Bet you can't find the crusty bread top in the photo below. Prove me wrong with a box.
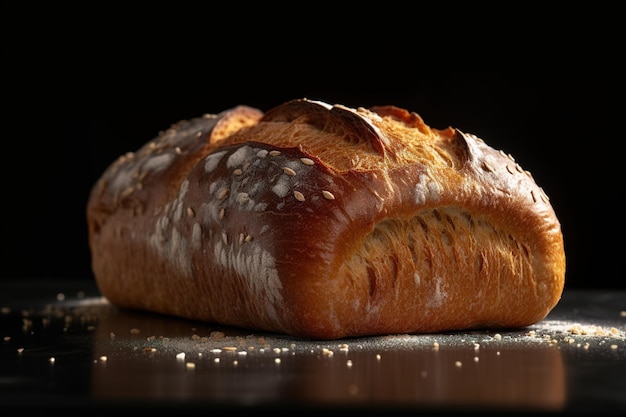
[87,98,566,339]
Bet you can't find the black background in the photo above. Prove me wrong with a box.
[4,6,624,290]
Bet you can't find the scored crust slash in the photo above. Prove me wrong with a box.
[86,98,566,340]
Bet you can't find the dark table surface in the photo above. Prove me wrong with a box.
[1,278,625,415]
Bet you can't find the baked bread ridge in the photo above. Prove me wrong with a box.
[87,98,566,340]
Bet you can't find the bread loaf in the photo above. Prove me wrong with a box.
[87,98,566,340]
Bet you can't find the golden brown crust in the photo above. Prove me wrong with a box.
[87,98,566,339]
